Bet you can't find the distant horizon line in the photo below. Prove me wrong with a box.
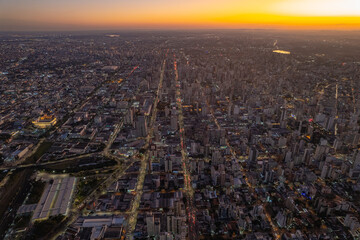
[1,28,360,33]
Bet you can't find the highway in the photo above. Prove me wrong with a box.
[126,57,166,239]
[0,153,98,172]
[173,53,197,240]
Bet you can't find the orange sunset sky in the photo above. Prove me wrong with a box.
[0,0,360,31]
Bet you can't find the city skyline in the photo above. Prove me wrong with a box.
[1,0,360,31]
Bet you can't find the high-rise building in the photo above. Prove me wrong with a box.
[136,115,148,137]
[248,147,258,166]
[170,108,178,131]
[146,214,155,236]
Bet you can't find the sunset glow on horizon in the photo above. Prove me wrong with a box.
[1,0,360,31]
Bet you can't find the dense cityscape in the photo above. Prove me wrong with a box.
[0,30,360,240]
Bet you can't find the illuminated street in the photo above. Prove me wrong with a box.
[173,53,197,240]
[126,58,167,239]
